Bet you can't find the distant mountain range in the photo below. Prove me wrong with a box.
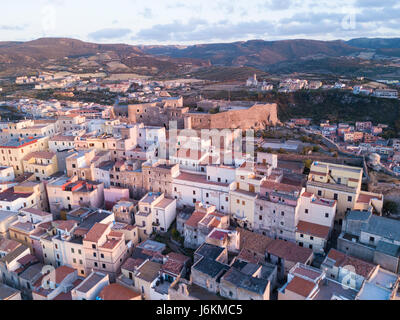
[1,37,400,79]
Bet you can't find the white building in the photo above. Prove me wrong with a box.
[172,172,234,214]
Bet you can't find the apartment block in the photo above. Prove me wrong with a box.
[306,161,383,223]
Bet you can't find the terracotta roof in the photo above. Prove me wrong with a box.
[185,211,205,228]
[296,221,330,239]
[0,239,21,254]
[236,248,262,264]
[301,192,314,198]
[292,265,322,281]
[23,151,56,161]
[84,223,109,243]
[166,252,190,264]
[53,220,77,232]
[100,239,120,250]
[357,193,383,204]
[99,283,141,300]
[155,198,175,209]
[55,266,75,284]
[21,208,52,217]
[238,228,274,256]
[286,276,316,298]
[161,259,184,277]
[121,258,145,272]
[266,239,313,264]
[326,249,377,278]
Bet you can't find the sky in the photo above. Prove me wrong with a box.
[1,0,399,45]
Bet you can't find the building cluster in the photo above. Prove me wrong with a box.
[353,86,399,99]
[0,89,399,301]
[278,79,322,92]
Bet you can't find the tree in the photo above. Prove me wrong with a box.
[383,200,398,215]
[303,159,313,169]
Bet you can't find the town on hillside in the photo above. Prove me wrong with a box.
[0,70,399,302]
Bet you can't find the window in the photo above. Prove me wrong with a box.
[102,264,106,269]
[259,215,262,221]
[281,212,285,216]
[94,262,98,267]
[334,193,338,200]
[348,196,352,202]
[300,234,304,238]
[92,244,96,249]
[318,190,322,196]
[305,209,309,214]
[310,236,314,241]
[71,248,75,254]
[93,252,97,257]
[369,236,375,243]
[101,254,104,259]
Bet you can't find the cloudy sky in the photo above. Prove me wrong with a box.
[1,0,399,44]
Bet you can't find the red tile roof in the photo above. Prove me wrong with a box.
[238,228,274,256]
[99,283,141,300]
[296,221,330,239]
[286,276,316,298]
[185,211,205,228]
[326,249,377,278]
[266,239,313,264]
[84,223,109,243]
[55,266,76,284]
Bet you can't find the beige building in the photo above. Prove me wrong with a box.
[110,160,144,198]
[0,136,49,176]
[83,223,131,282]
[22,151,59,181]
[306,161,383,224]
[230,163,266,230]
[66,149,111,182]
[142,161,180,196]
[135,192,177,241]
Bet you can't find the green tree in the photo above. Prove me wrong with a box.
[383,200,398,215]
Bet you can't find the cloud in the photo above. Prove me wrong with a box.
[88,28,132,41]
[354,0,398,8]
[142,8,153,19]
[132,19,275,42]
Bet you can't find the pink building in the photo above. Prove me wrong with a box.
[104,187,130,209]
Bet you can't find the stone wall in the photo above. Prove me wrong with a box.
[185,103,279,130]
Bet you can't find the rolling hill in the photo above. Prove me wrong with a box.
[1,37,400,79]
